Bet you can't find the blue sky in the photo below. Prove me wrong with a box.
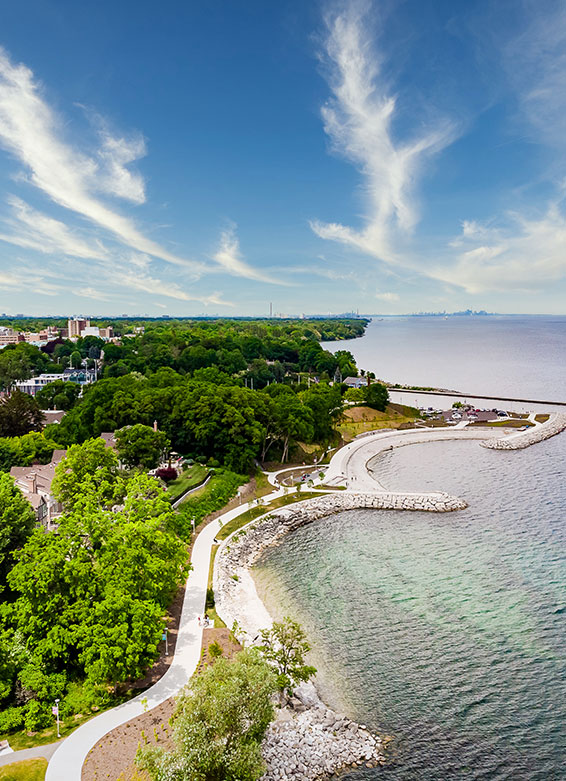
[0,0,565,316]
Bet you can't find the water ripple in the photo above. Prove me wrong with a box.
[254,434,566,780]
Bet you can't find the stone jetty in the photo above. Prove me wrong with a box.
[215,492,467,631]
[482,413,566,450]
[214,491,467,780]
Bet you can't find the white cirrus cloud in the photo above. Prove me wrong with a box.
[212,224,282,284]
[434,199,566,293]
[110,266,235,307]
[501,0,566,150]
[375,291,399,301]
[76,286,111,301]
[96,125,147,204]
[0,267,62,296]
[0,196,107,259]
[0,48,205,274]
[310,1,455,265]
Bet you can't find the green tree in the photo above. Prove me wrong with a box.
[301,384,342,441]
[115,424,170,470]
[36,379,81,411]
[137,649,277,781]
[363,382,389,411]
[52,437,124,511]
[0,349,31,392]
[70,351,82,369]
[0,438,23,472]
[0,391,44,437]
[7,472,188,694]
[259,617,316,701]
[0,473,35,590]
[271,394,314,462]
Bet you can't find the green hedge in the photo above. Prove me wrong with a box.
[174,468,247,539]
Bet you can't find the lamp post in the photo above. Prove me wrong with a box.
[54,699,60,738]
[162,627,168,656]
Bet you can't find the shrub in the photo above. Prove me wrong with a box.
[208,641,223,659]
[174,469,246,539]
[0,706,25,733]
[155,467,178,483]
[24,699,52,732]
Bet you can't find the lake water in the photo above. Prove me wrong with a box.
[321,315,566,402]
[254,434,566,780]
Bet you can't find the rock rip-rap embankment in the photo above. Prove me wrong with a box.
[481,413,566,450]
[262,704,387,780]
[214,491,466,780]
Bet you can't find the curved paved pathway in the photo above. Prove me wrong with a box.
[324,426,501,491]
[0,741,62,768]
[46,424,524,779]
[47,487,294,781]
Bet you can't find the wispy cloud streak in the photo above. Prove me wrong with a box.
[0,196,107,258]
[436,198,566,293]
[0,48,204,274]
[212,225,281,284]
[311,2,454,264]
[502,0,566,149]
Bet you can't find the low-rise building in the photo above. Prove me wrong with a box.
[343,376,367,389]
[0,328,25,346]
[15,368,97,396]
[10,449,67,530]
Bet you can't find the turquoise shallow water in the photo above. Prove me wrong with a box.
[253,435,566,780]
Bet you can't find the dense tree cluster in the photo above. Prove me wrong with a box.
[46,372,345,469]
[138,649,277,781]
[0,432,59,472]
[0,440,190,732]
[35,379,82,411]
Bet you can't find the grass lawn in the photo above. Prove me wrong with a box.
[253,470,273,499]
[0,685,140,752]
[469,419,534,428]
[0,759,47,780]
[338,403,420,441]
[216,492,322,542]
[166,464,208,501]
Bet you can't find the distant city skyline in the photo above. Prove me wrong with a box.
[1,0,565,315]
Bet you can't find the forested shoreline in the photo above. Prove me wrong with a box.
[0,318,391,741]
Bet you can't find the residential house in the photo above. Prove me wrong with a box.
[10,449,67,530]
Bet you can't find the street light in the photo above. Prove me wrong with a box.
[53,698,60,738]
[162,627,168,656]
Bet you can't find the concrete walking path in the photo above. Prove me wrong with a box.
[0,741,62,768]
[324,426,501,491]
[46,487,289,781]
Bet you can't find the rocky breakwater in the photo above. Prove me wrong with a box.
[214,492,466,780]
[261,702,386,781]
[215,492,467,632]
[481,413,566,450]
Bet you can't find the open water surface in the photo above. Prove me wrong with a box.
[321,315,566,401]
[254,435,566,780]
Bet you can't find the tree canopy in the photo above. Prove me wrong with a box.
[259,617,316,699]
[35,379,81,411]
[0,392,44,437]
[0,473,35,591]
[115,424,170,470]
[3,470,189,715]
[137,649,277,781]
[51,437,124,512]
